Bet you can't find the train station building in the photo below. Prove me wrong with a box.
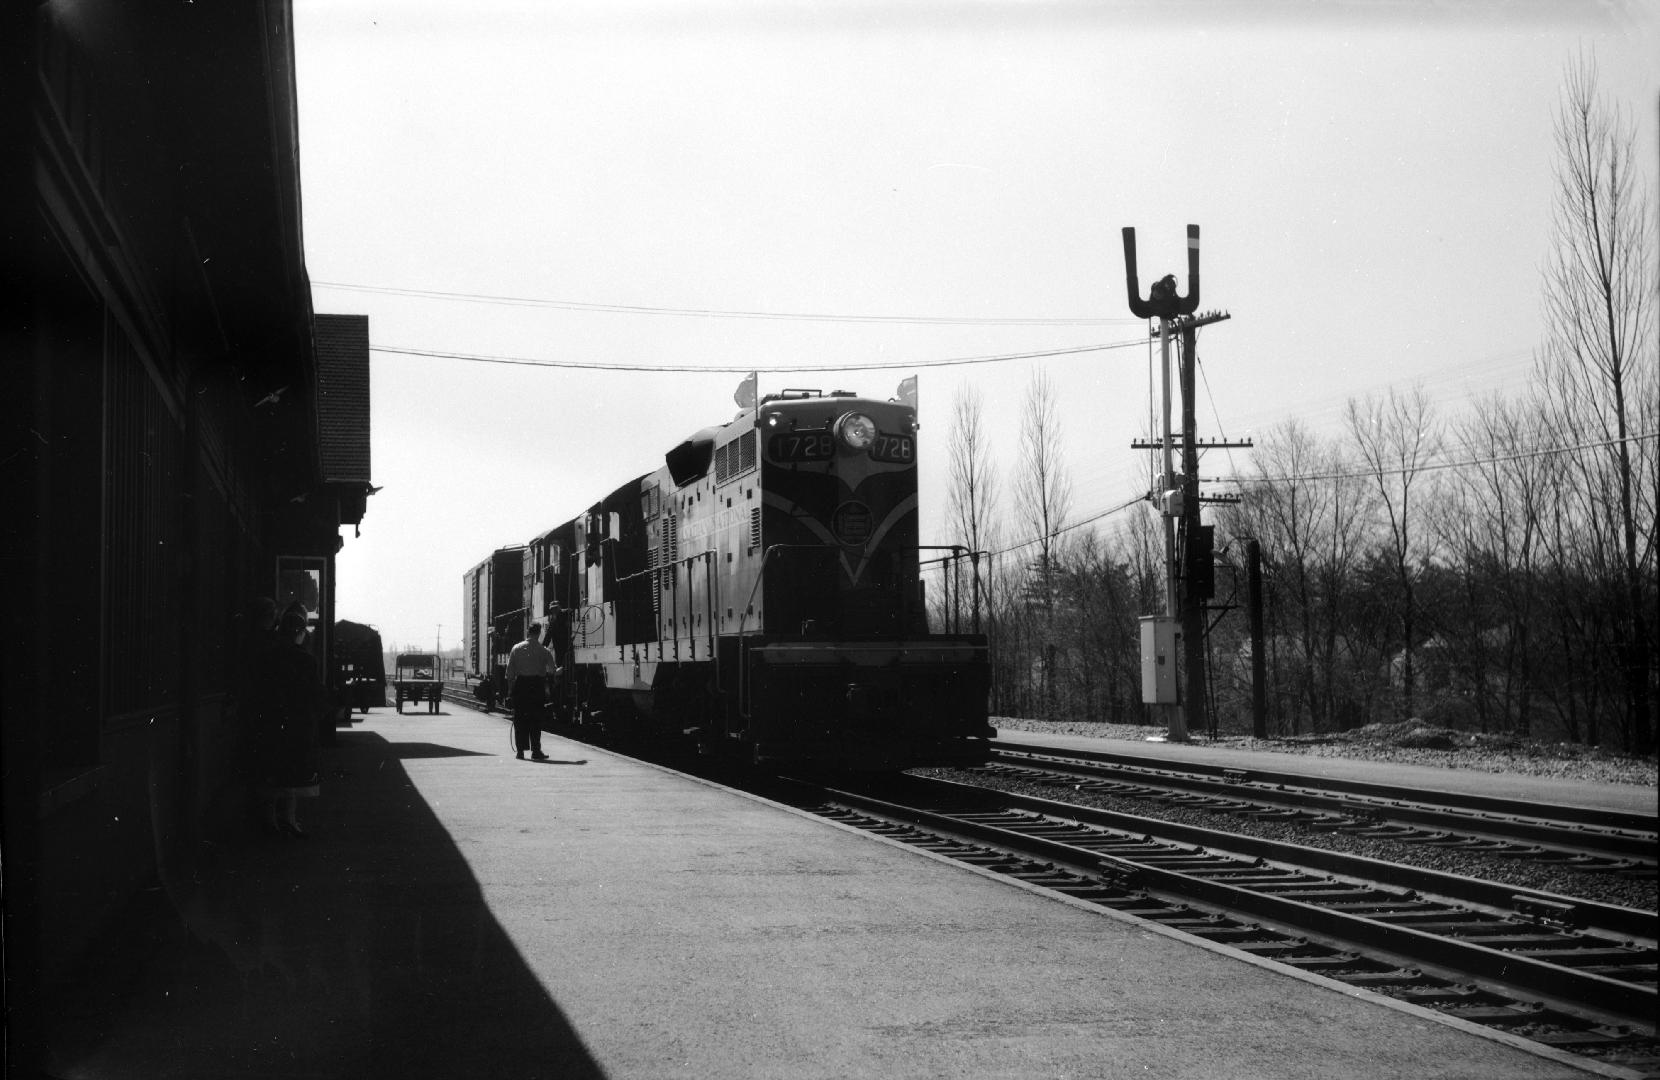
[5,2,374,1066]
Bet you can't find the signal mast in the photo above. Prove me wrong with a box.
[1121,226,1248,741]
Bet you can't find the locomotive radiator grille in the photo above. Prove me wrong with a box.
[714,433,757,485]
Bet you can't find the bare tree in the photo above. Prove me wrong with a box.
[946,383,1000,631]
[1014,368,1073,597]
[1345,384,1442,720]
[1426,393,1553,734]
[1013,368,1074,709]
[1225,419,1373,733]
[1537,53,1657,753]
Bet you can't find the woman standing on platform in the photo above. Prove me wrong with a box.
[247,602,325,836]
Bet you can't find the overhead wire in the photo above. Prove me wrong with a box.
[1221,430,1658,486]
[986,491,1152,561]
[979,431,1658,566]
[354,286,1634,531]
[371,337,1150,373]
[316,279,1140,327]
[961,430,1660,568]
[1194,328,1247,480]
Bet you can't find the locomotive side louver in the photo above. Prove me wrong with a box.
[662,513,679,567]
[715,433,757,487]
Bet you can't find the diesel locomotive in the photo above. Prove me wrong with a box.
[470,388,994,771]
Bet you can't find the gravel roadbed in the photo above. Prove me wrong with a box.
[995,718,1659,788]
[927,718,1660,911]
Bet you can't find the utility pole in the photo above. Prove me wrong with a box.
[1247,538,1267,738]
[1171,311,1250,736]
[1126,227,1252,742]
[1122,225,1200,742]
[1178,314,1214,735]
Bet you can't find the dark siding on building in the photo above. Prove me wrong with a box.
[316,314,371,484]
[5,6,374,1070]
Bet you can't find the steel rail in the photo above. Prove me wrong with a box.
[992,742,1658,851]
[926,775,1658,941]
[814,780,1656,1026]
[981,758,1656,873]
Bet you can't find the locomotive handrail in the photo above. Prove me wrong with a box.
[919,545,971,634]
[613,556,665,663]
[583,550,717,660]
[703,552,717,669]
[674,549,717,664]
[569,604,607,647]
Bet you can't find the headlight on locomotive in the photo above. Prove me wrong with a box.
[835,412,877,452]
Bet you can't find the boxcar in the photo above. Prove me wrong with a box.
[462,544,527,695]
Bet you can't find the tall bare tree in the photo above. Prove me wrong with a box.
[946,383,1000,631]
[1224,419,1373,733]
[1536,54,1657,753]
[1345,384,1442,719]
[1427,393,1553,734]
[1013,368,1074,708]
[1013,368,1074,599]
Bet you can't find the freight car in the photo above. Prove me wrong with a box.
[482,387,993,772]
[462,545,527,703]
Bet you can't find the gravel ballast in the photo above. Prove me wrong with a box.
[996,718,1659,788]
[917,718,1658,912]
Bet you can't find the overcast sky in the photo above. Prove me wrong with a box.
[294,1,1659,654]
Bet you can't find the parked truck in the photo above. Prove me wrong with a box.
[392,652,443,713]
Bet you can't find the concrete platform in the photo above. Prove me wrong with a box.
[995,728,1659,817]
[41,707,1628,1079]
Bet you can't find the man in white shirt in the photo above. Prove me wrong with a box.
[506,622,559,760]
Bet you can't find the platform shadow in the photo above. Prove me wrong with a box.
[43,731,609,1079]
[390,741,492,759]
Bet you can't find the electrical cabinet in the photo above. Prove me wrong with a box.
[1140,615,1179,704]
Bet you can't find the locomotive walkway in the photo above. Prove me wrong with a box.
[40,707,1636,1079]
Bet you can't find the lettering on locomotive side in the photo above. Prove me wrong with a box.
[678,502,751,546]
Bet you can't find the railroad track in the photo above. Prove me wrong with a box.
[777,773,1659,1078]
[441,681,495,712]
[440,697,1658,1074]
[987,741,1659,877]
